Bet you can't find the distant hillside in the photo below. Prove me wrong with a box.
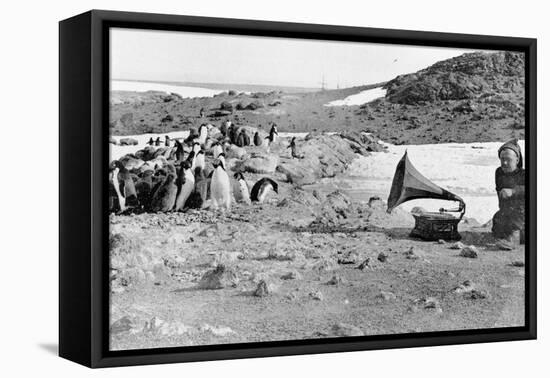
[384,51,524,104]
[109,51,525,144]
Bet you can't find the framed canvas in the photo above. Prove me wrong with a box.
[59,10,537,368]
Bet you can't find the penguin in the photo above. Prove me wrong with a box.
[199,107,205,118]
[233,172,251,204]
[165,135,171,147]
[197,124,208,145]
[250,177,278,203]
[269,123,278,143]
[147,137,154,146]
[109,166,125,212]
[236,130,245,147]
[174,161,195,211]
[184,128,198,146]
[185,150,196,171]
[149,173,177,212]
[217,152,227,170]
[204,137,213,152]
[263,136,271,153]
[228,125,238,145]
[210,158,231,210]
[220,121,228,137]
[194,149,206,172]
[187,166,209,209]
[211,142,223,159]
[254,131,262,146]
[154,137,161,146]
[288,137,305,159]
[113,160,139,209]
[135,170,154,211]
[243,130,250,146]
[174,139,185,163]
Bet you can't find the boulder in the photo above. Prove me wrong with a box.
[197,264,238,290]
[237,153,278,174]
[119,137,139,146]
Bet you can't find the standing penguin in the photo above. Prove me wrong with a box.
[269,123,279,143]
[199,107,205,118]
[211,142,223,159]
[150,173,177,212]
[113,160,139,209]
[236,130,245,147]
[154,137,161,146]
[210,158,231,210]
[134,170,154,211]
[109,166,125,212]
[147,137,154,146]
[288,137,304,159]
[233,172,251,204]
[165,135,171,147]
[263,136,271,153]
[194,150,206,172]
[243,130,250,146]
[250,177,278,203]
[185,150,196,171]
[174,139,185,163]
[228,125,238,145]
[254,131,262,146]
[220,121,228,136]
[174,161,195,211]
[197,124,208,145]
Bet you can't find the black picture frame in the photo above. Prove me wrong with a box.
[59,9,537,368]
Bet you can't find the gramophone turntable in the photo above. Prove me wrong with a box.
[387,151,466,241]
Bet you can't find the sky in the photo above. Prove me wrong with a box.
[110,28,489,89]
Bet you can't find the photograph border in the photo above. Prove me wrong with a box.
[59,9,537,368]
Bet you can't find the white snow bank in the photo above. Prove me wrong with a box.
[325,87,386,107]
[111,80,224,98]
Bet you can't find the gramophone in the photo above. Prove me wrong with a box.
[387,151,466,241]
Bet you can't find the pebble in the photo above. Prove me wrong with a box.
[327,275,345,285]
[459,245,479,258]
[376,291,396,301]
[330,323,364,337]
[309,291,324,301]
[450,241,465,250]
[511,261,525,267]
[377,252,388,262]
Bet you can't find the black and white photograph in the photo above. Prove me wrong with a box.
[107,27,528,351]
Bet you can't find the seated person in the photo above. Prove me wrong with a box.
[492,139,525,250]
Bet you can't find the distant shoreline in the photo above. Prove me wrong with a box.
[112,78,322,94]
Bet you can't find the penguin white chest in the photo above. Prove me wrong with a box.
[211,168,231,209]
[258,185,272,203]
[238,180,251,204]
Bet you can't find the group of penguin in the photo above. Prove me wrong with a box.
[109,121,283,214]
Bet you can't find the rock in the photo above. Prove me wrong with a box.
[276,161,318,186]
[220,101,233,111]
[330,323,364,337]
[417,297,441,310]
[377,252,388,262]
[459,245,479,258]
[452,280,475,293]
[200,324,236,337]
[465,289,489,299]
[225,145,247,159]
[511,260,525,267]
[253,280,272,297]
[357,258,372,271]
[450,241,465,250]
[404,246,424,260]
[281,271,301,280]
[338,251,359,265]
[109,136,118,145]
[142,316,165,334]
[158,321,191,336]
[437,239,446,244]
[110,316,135,335]
[197,264,238,290]
[312,259,337,272]
[327,275,345,285]
[119,137,138,146]
[238,153,279,174]
[309,291,324,301]
[376,291,396,301]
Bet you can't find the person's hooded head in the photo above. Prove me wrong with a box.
[498,138,523,173]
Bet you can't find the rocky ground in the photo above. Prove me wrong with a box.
[110,51,525,144]
[109,191,525,351]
